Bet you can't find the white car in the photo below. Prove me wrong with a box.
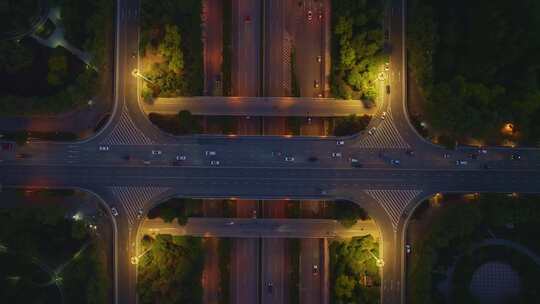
[307,10,312,21]
[285,156,295,162]
[151,150,162,155]
[332,152,342,158]
[456,160,468,166]
[98,146,110,151]
[381,111,387,120]
[137,209,143,219]
[210,160,220,166]
[478,149,488,154]
[176,155,187,161]
[405,244,411,254]
[205,151,217,156]
[111,207,119,217]
[368,127,377,135]
[391,159,400,166]
[336,140,345,145]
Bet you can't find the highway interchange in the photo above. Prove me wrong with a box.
[1,0,540,303]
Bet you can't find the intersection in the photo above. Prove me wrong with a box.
[1,0,540,303]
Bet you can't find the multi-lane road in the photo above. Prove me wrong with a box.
[1,0,540,304]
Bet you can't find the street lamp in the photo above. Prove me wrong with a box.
[131,69,153,83]
[368,250,384,268]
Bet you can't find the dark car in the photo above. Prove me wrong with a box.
[308,156,319,162]
[386,85,390,94]
[267,282,273,293]
[511,153,521,160]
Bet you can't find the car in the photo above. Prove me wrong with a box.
[469,153,478,160]
[381,111,387,120]
[314,80,319,88]
[151,150,162,155]
[336,140,345,145]
[285,156,295,162]
[511,153,521,160]
[205,151,217,156]
[478,149,488,154]
[386,85,390,94]
[405,244,411,254]
[406,150,415,156]
[317,55,322,63]
[390,159,400,166]
[225,221,234,225]
[317,93,323,97]
[307,10,312,20]
[99,145,110,151]
[350,158,362,168]
[137,209,144,219]
[210,160,220,166]
[368,127,377,135]
[267,282,273,293]
[176,155,187,161]
[384,62,390,71]
[308,156,318,162]
[143,160,151,165]
[313,264,319,275]
[252,210,257,219]
[443,153,451,159]
[331,152,342,158]
[111,207,119,217]
[455,160,468,166]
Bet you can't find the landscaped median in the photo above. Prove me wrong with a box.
[330,0,386,101]
[139,0,203,100]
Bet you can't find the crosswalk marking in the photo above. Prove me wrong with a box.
[100,107,155,145]
[110,186,170,226]
[365,189,421,230]
[357,110,410,149]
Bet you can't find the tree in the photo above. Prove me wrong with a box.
[47,53,68,86]
[159,24,184,73]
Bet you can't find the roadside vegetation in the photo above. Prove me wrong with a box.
[408,0,540,146]
[140,0,203,98]
[332,114,371,136]
[137,234,204,304]
[408,194,540,303]
[0,205,110,303]
[289,239,301,304]
[0,0,41,35]
[0,0,113,116]
[326,200,369,228]
[222,0,232,96]
[330,235,381,304]
[218,238,232,304]
[147,197,203,225]
[148,111,203,135]
[331,0,385,101]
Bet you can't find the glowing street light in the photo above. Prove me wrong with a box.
[131,69,153,83]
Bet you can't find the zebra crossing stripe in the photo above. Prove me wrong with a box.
[100,108,155,146]
[358,111,410,149]
[110,186,170,226]
[364,189,421,230]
